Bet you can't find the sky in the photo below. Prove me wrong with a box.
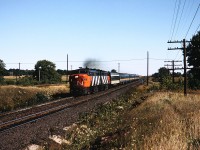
[1,0,200,75]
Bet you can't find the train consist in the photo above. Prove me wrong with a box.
[69,67,139,95]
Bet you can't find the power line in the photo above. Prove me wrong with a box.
[5,58,173,66]
[171,0,181,40]
[169,0,178,40]
[194,23,200,34]
[180,0,195,38]
[168,0,182,62]
[185,3,200,38]
[54,58,146,63]
[173,2,200,62]
[174,0,186,39]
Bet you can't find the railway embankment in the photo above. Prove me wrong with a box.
[1,81,200,150]
[47,84,200,150]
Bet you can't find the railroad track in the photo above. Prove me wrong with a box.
[0,80,142,132]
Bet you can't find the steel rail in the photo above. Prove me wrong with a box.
[0,80,142,132]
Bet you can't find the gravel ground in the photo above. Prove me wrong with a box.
[0,83,138,150]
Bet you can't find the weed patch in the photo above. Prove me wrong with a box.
[60,85,152,149]
[57,89,200,149]
[0,84,69,112]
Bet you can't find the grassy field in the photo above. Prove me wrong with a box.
[53,85,200,150]
[0,84,69,112]
[0,75,69,112]
[4,75,69,82]
[128,92,200,149]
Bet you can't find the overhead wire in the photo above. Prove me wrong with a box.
[185,3,200,38]
[173,0,187,61]
[166,0,179,62]
[171,0,181,41]
[194,23,200,34]
[5,57,172,66]
[180,0,195,38]
[167,1,200,71]
[169,0,178,40]
[174,0,186,39]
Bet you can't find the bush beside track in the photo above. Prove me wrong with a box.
[43,83,153,149]
[44,82,200,150]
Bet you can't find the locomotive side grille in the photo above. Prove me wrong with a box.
[91,76,109,86]
[91,76,102,86]
[101,76,108,84]
[91,76,95,86]
[97,76,100,85]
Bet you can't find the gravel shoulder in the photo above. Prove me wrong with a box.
[0,82,138,150]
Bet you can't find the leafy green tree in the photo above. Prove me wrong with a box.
[158,67,170,83]
[151,73,159,82]
[57,69,67,75]
[158,67,176,90]
[33,60,61,83]
[0,59,6,84]
[186,31,200,89]
[0,59,5,75]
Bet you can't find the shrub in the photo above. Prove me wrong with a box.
[5,80,16,85]
[16,76,36,86]
[188,77,200,90]
[160,76,183,90]
[0,77,5,85]
[27,93,49,106]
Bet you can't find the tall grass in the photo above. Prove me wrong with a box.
[56,90,200,150]
[0,84,69,112]
[128,92,200,150]
[56,85,152,149]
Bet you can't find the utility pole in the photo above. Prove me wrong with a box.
[67,54,68,83]
[19,62,21,79]
[164,60,182,83]
[168,39,190,96]
[183,39,187,96]
[39,67,41,82]
[118,63,120,73]
[147,51,149,86]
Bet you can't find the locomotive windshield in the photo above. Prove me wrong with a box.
[79,69,88,74]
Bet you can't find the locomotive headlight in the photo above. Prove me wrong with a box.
[75,75,79,79]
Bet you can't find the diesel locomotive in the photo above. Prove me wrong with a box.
[69,67,139,95]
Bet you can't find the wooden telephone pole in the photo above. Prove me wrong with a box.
[164,60,182,83]
[147,51,149,86]
[168,39,190,96]
[67,54,69,83]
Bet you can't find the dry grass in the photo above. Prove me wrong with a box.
[0,84,69,112]
[4,76,16,80]
[127,92,200,150]
[39,82,200,149]
[61,75,69,82]
[4,75,68,82]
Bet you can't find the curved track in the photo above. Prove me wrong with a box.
[0,80,142,132]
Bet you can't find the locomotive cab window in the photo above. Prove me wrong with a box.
[79,69,88,74]
[89,70,100,76]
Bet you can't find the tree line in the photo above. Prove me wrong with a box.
[0,59,69,85]
[1,31,200,87]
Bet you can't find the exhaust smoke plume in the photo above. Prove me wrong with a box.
[83,58,101,69]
